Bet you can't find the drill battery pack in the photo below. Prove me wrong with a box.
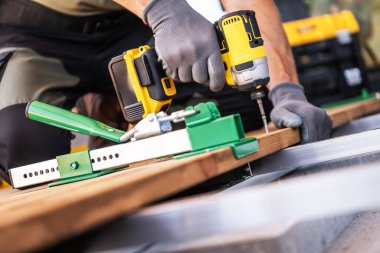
[108,46,176,123]
[284,11,368,106]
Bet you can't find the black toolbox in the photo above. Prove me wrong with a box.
[283,11,368,106]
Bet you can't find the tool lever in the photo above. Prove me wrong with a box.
[26,101,126,143]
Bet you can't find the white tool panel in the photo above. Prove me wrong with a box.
[90,129,192,171]
[9,159,60,188]
[9,130,192,188]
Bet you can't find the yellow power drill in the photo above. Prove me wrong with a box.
[215,10,270,133]
[109,10,270,131]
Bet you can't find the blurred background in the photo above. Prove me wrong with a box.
[307,0,379,67]
[277,0,379,68]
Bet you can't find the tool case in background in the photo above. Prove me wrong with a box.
[283,11,368,106]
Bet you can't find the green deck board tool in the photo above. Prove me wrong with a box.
[10,101,259,188]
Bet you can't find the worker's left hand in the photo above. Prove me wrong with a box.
[269,83,333,143]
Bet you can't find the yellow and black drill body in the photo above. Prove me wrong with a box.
[215,10,270,132]
[215,10,270,94]
[109,10,270,131]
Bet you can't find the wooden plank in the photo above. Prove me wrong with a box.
[0,98,379,253]
[0,129,299,253]
[327,98,380,128]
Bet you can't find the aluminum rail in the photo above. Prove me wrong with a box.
[86,160,380,250]
[331,112,380,138]
[228,128,380,190]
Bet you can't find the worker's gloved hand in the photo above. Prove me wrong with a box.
[269,83,333,143]
[144,0,226,92]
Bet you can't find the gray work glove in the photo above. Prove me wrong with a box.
[269,83,333,143]
[144,0,226,92]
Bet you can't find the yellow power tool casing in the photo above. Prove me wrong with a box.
[283,10,359,47]
[109,46,176,123]
[283,11,365,106]
[215,10,270,92]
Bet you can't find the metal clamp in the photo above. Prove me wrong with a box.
[120,110,199,142]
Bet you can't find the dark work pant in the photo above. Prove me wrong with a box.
[0,104,72,184]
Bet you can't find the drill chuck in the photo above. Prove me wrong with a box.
[251,90,266,100]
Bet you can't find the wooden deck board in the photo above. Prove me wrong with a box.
[0,98,379,253]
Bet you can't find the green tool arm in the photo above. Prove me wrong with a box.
[26,101,126,143]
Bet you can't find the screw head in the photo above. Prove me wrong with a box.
[70,161,79,170]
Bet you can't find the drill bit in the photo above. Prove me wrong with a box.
[251,90,269,134]
[256,98,269,134]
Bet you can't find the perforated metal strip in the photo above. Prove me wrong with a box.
[9,159,59,188]
[9,130,192,188]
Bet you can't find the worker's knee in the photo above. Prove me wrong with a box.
[0,47,79,111]
[0,103,71,184]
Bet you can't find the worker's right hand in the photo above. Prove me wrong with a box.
[143,0,226,92]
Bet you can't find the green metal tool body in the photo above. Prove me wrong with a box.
[26,101,126,143]
[11,101,259,188]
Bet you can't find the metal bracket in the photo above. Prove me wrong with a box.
[173,102,258,159]
[185,102,252,152]
[49,151,116,187]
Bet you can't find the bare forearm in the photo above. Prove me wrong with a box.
[221,0,299,89]
[112,0,151,19]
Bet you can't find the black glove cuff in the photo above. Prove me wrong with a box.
[269,82,307,106]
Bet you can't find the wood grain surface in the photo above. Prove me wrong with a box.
[0,98,379,253]
[327,98,380,128]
